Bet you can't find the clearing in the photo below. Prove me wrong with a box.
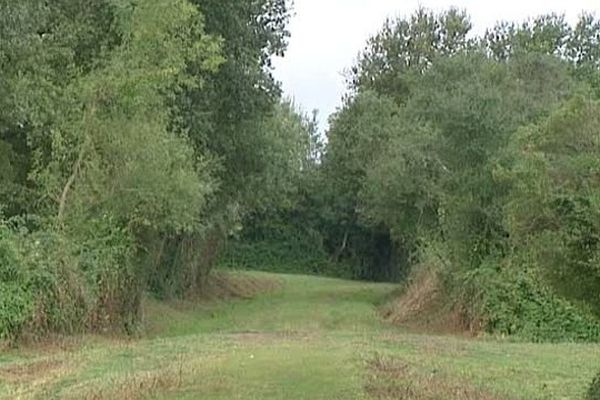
[0,271,597,399]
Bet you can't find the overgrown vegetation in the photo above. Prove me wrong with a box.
[0,0,311,341]
[229,9,600,342]
[0,273,597,399]
[589,371,600,400]
[2,0,600,346]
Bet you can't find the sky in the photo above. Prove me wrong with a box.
[272,0,600,131]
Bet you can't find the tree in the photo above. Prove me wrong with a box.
[138,0,295,297]
[485,13,600,97]
[0,0,228,336]
[321,92,408,280]
[484,14,571,60]
[349,8,472,103]
[0,0,122,218]
[401,53,574,268]
[174,0,292,216]
[504,96,600,314]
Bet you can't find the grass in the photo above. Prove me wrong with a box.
[0,270,598,399]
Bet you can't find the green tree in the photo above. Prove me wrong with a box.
[484,14,571,60]
[349,8,472,103]
[0,0,122,218]
[0,0,228,337]
[485,13,600,97]
[175,0,291,215]
[504,96,600,314]
[321,92,408,280]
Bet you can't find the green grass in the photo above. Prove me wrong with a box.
[0,271,598,399]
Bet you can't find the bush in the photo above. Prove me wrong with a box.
[0,284,33,342]
[456,261,600,343]
[0,217,142,342]
[142,230,223,300]
[19,228,89,338]
[588,371,600,400]
[219,238,354,279]
[75,217,140,333]
[0,224,33,341]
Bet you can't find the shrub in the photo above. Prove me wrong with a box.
[19,228,89,338]
[0,283,33,342]
[219,239,353,279]
[140,229,224,300]
[0,224,33,341]
[588,371,600,400]
[75,216,140,333]
[0,217,142,342]
[456,260,600,342]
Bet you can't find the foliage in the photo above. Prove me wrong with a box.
[151,0,297,298]
[216,102,355,279]
[218,216,353,279]
[484,13,600,97]
[1,273,598,399]
[306,8,600,342]
[350,8,473,102]
[175,0,292,215]
[319,92,410,281]
[36,0,220,233]
[0,0,298,340]
[0,217,138,341]
[503,97,600,314]
[589,371,600,400]
[458,262,600,342]
[0,224,33,341]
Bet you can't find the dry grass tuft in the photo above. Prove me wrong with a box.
[0,358,66,383]
[61,353,219,400]
[0,357,77,399]
[67,368,184,400]
[380,268,481,336]
[381,268,441,323]
[365,353,508,400]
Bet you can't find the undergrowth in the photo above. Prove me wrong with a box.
[218,239,353,279]
[382,252,600,343]
[588,371,600,400]
[0,218,139,343]
[458,262,600,343]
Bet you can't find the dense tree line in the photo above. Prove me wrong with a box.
[229,9,600,341]
[0,0,313,341]
[2,2,600,344]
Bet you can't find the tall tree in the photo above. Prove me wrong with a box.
[504,96,600,314]
[175,0,291,216]
[349,8,472,103]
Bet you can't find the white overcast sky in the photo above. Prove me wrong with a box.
[272,0,600,130]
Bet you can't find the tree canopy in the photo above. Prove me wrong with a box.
[1,3,600,344]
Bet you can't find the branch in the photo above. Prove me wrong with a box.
[57,143,85,225]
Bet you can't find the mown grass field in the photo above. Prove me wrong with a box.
[0,271,598,399]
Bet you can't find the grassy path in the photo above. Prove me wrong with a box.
[0,272,598,399]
